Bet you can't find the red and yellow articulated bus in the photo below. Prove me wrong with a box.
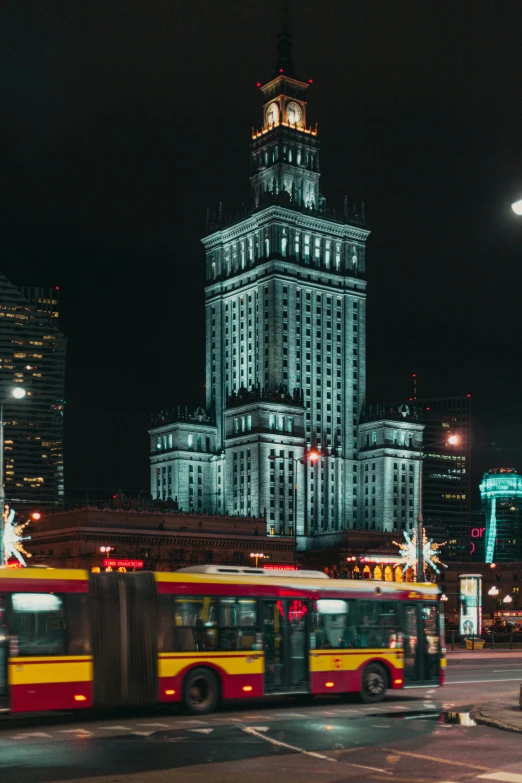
[0,566,445,715]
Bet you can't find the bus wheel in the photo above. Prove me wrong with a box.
[184,667,220,715]
[359,663,387,704]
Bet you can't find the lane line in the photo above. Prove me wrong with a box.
[446,678,521,684]
[243,727,391,773]
[479,774,522,783]
[380,748,490,771]
[493,669,522,673]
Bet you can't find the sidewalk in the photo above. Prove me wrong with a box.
[472,696,522,733]
[447,649,522,659]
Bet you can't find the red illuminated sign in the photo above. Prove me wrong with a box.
[102,558,144,569]
[263,564,297,570]
[4,560,23,569]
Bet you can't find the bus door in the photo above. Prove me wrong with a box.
[402,602,440,685]
[0,595,8,709]
[262,598,310,693]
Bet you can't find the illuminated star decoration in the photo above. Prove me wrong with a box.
[393,529,447,580]
[3,506,31,567]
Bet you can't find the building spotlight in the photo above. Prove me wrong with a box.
[511,200,522,216]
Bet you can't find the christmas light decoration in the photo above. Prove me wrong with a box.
[393,529,446,580]
[3,506,31,567]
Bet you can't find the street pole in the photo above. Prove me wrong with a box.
[417,454,424,581]
[0,401,4,567]
[293,457,298,569]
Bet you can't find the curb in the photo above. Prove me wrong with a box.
[471,702,522,734]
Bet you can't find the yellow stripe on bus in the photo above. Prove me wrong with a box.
[158,651,264,678]
[8,657,93,685]
[309,650,404,673]
[0,568,88,581]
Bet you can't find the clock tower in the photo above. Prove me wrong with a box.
[251,4,320,210]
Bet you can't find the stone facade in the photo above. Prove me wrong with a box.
[26,508,293,571]
[148,38,423,549]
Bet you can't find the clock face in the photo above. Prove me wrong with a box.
[286,101,302,125]
[266,102,280,126]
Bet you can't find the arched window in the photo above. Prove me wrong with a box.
[187,434,194,449]
[265,237,270,257]
[211,261,216,280]
[281,236,287,257]
[395,566,403,583]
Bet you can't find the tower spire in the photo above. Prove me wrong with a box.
[275,0,297,79]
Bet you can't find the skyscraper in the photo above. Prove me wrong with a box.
[149,11,423,549]
[414,396,471,558]
[0,275,66,506]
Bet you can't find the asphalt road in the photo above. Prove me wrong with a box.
[2,654,522,783]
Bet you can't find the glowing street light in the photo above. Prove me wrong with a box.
[503,594,513,604]
[512,200,522,216]
[447,434,461,446]
[31,512,41,521]
[1,387,27,565]
[488,586,499,596]
[309,449,320,462]
[250,552,265,567]
[11,388,26,400]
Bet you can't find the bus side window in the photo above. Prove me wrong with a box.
[312,599,358,649]
[157,594,176,652]
[11,593,66,657]
[64,594,91,655]
[219,598,257,651]
[359,601,399,648]
[173,597,218,652]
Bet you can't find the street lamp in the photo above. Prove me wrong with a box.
[503,594,513,604]
[512,200,522,216]
[250,552,265,568]
[416,432,461,580]
[0,387,26,566]
[488,586,499,596]
[268,449,321,569]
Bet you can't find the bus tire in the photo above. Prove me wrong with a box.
[183,667,221,715]
[359,663,387,704]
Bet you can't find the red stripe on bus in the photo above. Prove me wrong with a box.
[0,578,88,593]
[10,681,92,713]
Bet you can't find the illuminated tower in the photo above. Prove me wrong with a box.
[480,468,522,563]
[201,5,369,542]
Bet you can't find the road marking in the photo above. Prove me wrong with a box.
[188,728,214,734]
[276,712,307,718]
[99,726,133,731]
[446,678,521,684]
[133,731,155,736]
[371,724,391,728]
[243,727,391,772]
[370,777,442,783]
[493,669,522,673]
[12,732,52,739]
[246,726,269,732]
[136,722,170,728]
[479,775,522,783]
[381,748,490,771]
[58,729,92,735]
[403,714,438,720]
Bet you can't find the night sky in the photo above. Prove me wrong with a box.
[2,1,522,508]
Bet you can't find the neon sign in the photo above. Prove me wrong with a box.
[263,564,297,570]
[102,558,144,569]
